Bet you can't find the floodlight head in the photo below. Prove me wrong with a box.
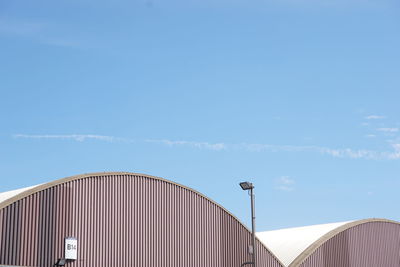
[55,258,66,266]
[239,181,253,190]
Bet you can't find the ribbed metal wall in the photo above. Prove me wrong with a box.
[0,173,282,267]
[299,222,400,267]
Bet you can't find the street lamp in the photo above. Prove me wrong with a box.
[239,181,256,267]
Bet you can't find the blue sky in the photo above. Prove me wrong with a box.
[1,0,399,230]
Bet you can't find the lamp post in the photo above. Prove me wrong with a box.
[239,181,256,267]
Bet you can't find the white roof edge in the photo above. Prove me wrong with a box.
[256,220,354,266]
[0,184,43,205]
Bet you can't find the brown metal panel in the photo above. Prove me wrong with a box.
[0,173,282,267]
[299,221,400,267]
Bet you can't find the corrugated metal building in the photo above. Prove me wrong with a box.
[0,172,282,267]
[257,219,400,267]
[1,172,400,267]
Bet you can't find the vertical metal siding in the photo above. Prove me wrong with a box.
[299,222,400,267]
[0,173,281,267]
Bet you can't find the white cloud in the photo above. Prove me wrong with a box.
[365,115,385,120]
[319,147,380,159]
[319,144,400,160]
[392,144,400,151]
[145,139,400,160]
[145,139,226,151]
[13,134,116,142]
[387,144,400,159]
[276,176,295,192]
[233,143,318,153]
[233,143,390,160]
[365,134,376,138]
[14,135,400,160]
[377,128,398,133]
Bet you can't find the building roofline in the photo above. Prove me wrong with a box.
[288,218,400,267]
[0,171,284,266]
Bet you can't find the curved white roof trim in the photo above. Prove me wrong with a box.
[257,220,353,267]
[0,184,43,205]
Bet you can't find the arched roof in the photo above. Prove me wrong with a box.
[257,218,400,267]
[0,172,284,266]
[0,172,230,215]
[0,172,207,209]
[0,183,43,205]
[256,221,352,266]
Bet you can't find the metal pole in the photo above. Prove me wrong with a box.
[250,187,256,267]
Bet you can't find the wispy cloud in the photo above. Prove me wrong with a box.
[276,176,295,192]
[145,139,226,151]
[146,139,400,160]
[319,147,381,160]
[365,115,385,120]
[389,144,400,159]
[235,143,318,153]
[236,143,379,160]
[13,134,117,142]
[377,128,398,133]
[13,135,400,160]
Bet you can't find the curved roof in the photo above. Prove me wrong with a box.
[257,218,400,267]
[0,172,228,213]
[257,221,352,266]
[0,183,43,205]
[0,172,199,209]
[0,172,283,266]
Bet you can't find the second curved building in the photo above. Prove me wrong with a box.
[257,218,400,267]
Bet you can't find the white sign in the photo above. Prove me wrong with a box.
[65,237,78,260]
